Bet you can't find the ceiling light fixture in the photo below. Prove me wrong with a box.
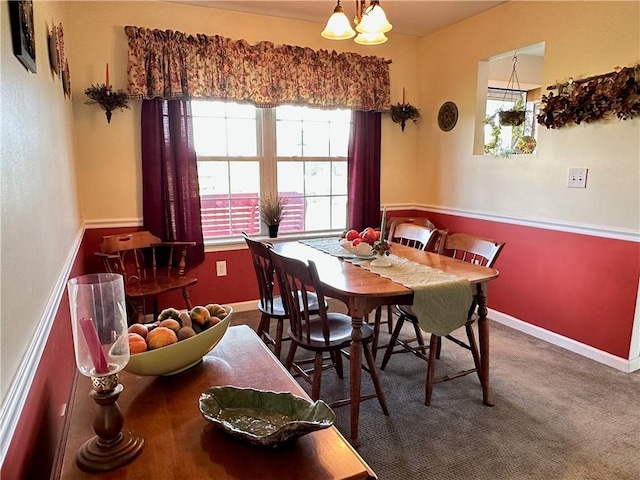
[321,0,392,45]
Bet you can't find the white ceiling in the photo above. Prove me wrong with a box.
[167,1,508,38]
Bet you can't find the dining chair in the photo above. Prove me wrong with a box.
[371,220,444,357]
[95,231,197,324]
[268,248,389,415]
[381,232,505,405]
[242,232,323,360]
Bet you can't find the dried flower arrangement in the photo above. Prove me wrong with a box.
[259,195,286,226]
[537,64,640,129]
[85,84,130,123]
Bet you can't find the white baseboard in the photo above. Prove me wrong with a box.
[228,300,258,313]
[488,308,638,373]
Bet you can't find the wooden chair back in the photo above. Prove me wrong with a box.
[389,223,437,251]
[242,232,278,314]
[386,217,435,239]
[268,249,330,347]
[442,233,505,268]
[96,231,197,321]
[98,231,191,281]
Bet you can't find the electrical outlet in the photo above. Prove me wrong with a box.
[216,260,227,276]
[567,167,588,188]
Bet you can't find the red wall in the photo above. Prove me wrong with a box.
[424,212,639,358]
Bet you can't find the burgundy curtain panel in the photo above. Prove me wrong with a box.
[347,110,382,232]
[141,99,205,265]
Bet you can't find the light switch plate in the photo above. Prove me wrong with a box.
[568,168,588,188]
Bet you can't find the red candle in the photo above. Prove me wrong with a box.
[402,87,405,105]
[79,317,109,374]
[105,63,110,89]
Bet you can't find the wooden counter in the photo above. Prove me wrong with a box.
[56,325,376,479]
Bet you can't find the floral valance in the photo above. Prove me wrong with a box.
[124,26,391,112]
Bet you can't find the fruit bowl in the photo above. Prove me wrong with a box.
[339,238,374,257]
[125,306,233,376]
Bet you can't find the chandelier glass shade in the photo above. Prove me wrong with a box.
[322,0,392,45]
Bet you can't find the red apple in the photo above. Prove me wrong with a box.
[362,230,377,245]
[352,238,363,247]
[346,229,359,241]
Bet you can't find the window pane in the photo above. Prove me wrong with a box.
[329,123,349,157]
[193,118,227,156]
[303,122,330,157]
[191,101,226,116]
[301,107,330,122]
[332,162,347,195]
[192,100,257,157]
[197,161,229,195]
[305,162,331,196]
[279,195,305,233]
[226,102,256,118]
[331,196,348,230]
[277,162,304,195]
[329,109,352,123]
[277,121,303,157]
[305,197,331,231]
[230,162,259,194]
[198,160,261,237]
[276,105,303,121]
[227,119,257,156]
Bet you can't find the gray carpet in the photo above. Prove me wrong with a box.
[229,305,640,480]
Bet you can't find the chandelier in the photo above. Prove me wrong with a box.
[321,0,393,45]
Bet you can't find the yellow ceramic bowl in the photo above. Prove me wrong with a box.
[125,306,233,376]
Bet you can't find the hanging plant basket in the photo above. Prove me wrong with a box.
[516,135,537,154]
[498,110,525,127]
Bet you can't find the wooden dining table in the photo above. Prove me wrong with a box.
[272,240,500,447]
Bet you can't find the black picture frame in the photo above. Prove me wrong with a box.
[9,0,37,73]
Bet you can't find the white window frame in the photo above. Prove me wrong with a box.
[193,102,349,242]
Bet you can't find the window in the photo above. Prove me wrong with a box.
[192,101,351,240]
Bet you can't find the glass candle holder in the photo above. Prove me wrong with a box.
[68,273,129,381]
[67,273,143,472]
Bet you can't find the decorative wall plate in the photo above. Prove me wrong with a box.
[62,59,71,98]
[48,26,59,75]
[438,101,458,132]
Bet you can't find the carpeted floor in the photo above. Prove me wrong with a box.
[228,304,640,480]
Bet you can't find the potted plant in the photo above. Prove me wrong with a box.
[259,195,286,238]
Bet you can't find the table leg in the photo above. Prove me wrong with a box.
[476,282,493,407]
[349,313,364,448]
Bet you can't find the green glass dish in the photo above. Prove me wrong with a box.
[199,386,335,448]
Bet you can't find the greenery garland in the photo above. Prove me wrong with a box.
[85,84,130,123]
[537,64,640,129]
[390,103,421,131]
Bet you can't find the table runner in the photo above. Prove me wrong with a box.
[300,238,473,336]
